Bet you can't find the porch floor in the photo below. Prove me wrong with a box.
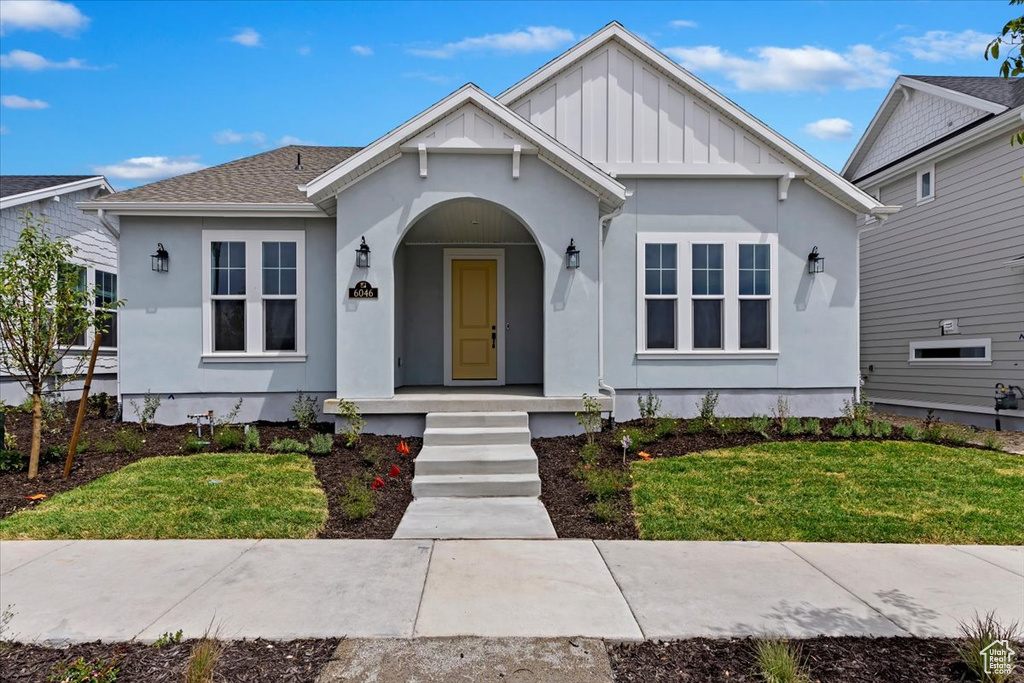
[327,385,611,415]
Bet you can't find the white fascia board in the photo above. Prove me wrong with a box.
[842,81,902,178]
[76,201,328,218]
[498,23,883,215]
[304,84,626,207]
[0,176,114,210]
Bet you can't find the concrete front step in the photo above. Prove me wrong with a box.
[392,498,557,539]
[414,445,538,476]
[422,426,531,447]
[412,473,541,498]
[425,411,529,429]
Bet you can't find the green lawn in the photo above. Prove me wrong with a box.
[0,453,328,540]
[631,441,1024,544]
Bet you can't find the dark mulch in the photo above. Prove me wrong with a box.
[0,638,339,683]
[608,637,980,682]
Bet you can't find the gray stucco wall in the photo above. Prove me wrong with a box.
[604,177,859,417]
[117,215,336,423]
[334,153,600,399]
[397,243,543,386]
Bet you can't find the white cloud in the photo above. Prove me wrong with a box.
[229,28,262,47]
[803,117,855,140]
[94,156,205,181]
[0,49,93,70]
[410,26,574,59]
[402,71,458,85]
[351,45,373,56]
[277,135,313,146]
[664,43,897,92]
[212,129,266,145]
[669,20,698,28]
[1,94,49,109]
[0,0,89,36]
[297,45,312,56]
[900,29,990,62]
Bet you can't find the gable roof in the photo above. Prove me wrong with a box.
[303,83,627,216]
[907,75,1024,108]
[0,175,113,210]
[498,22,890,217]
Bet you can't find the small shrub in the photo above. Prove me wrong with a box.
[748,415,771,438]
[653,416,677,439]
[717,418,745,435]
[309,433,334,456]
[180,433,206,454]
[340,477,375,520]
[902,423,923,441]
[637,390,662,425]
[3,430,16,451]
[802,418,821,436]
[0,450,26,473]
[49,656,120,683]
[955,612,1021,683]
[184,637,222,683]
[841,392,873,423]
[88,392,110,419]
[269,437,308,454]
[334,398,365,448]
[152,629,183,648]
[581,467,627,501]
[781,417,803,436]
[114,428,143,454]
[580,442,601,467]
[212,427,243,451]
[621,426,652,450]
[687,418,708,435]
[129,391,161,433]
[752,638,811,683]
[591,499,620,524]
[982,433,1003,451]
[243,426,260,452]
[772,395,792,427]
[831,422,853,438]
[95,438,118,454]
[851,420,871,438]
[361,445,381,468]
[292,392,320,429]
[576,393,604,445]
[697,390,719,425]
[943,425,970,446]
[870,420,893,438]
[216,398,243,427]
[923,424,944,443]
[43,444,63,463]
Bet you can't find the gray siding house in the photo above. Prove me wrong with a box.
[844,76,1024,430]
[1,175,119,403]
[81,23,892,435]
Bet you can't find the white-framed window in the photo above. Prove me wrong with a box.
[636,232,779,357]
[62,264,118,349]
[909,338,991,365]
[201,230,306,361]
[916,164,935,204]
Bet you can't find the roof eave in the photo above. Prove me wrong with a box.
[0,176,114,210]
[77,201,328,218]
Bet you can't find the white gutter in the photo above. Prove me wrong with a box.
[597,199,627,422]
[96,208,120,240]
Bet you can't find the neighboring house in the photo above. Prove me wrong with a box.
[844,76,1024,430]
[0,175,120,404]
[80,23,893,435]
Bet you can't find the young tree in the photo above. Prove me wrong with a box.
[0,213,114,478]
[985,0,1024,147]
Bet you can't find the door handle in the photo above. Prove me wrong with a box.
[492,325,496,348]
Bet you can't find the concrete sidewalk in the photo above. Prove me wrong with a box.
[1,539,1020,644]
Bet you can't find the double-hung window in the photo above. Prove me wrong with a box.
[637,233,778,356]
[60,264,117,349]
[202,231,305,360]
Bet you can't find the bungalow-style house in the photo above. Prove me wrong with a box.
[81,23,894,436]
[1,175,119,403]
[844,76,1024,430]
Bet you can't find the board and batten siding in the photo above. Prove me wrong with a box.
[860,131,1024,409]
[507,39,788,172]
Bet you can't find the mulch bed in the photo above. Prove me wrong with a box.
[0,638,339,683]
[608,637,980,682]
[0,401,416,538]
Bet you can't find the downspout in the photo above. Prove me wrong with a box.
[597,200,627,426]
[97,209,120,240]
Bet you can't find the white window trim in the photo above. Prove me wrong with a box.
[908,337,991,365]
[635,232,779,357]
[66,263,118,352]
[916,164,935,205]
[201,229,306,362]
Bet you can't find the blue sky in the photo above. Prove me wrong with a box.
[0,0,1014,187]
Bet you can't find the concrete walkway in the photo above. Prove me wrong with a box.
[1,539,1020,644]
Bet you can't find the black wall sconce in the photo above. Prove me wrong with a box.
[151,243,169,272]
[355,236,371,268]
[565,238,580,269]
[807,246,824,274]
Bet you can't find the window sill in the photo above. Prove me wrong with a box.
[202,353,307,364]
[636,350,779,360]
[916,196,935,206]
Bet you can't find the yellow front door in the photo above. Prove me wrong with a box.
[451,259,498,380]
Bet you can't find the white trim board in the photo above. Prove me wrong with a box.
[442,248,506,387]
[1,176,113,210]
[78,201,327,218]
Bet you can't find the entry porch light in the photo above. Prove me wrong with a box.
[356,237,371,268]
[806,246,824,274]
[151,243,169,272]
[565,238,580,269]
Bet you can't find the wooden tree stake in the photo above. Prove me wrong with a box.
[64,331,102,479]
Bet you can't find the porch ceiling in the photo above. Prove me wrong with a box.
[403,198,534,244]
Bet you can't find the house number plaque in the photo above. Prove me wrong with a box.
[348,280,379,299]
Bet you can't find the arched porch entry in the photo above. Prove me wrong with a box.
[394,197,543,390]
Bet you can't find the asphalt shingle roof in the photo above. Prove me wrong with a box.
[91,145,362,204]
[907,75,1024,108]
[0,175,100,199]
